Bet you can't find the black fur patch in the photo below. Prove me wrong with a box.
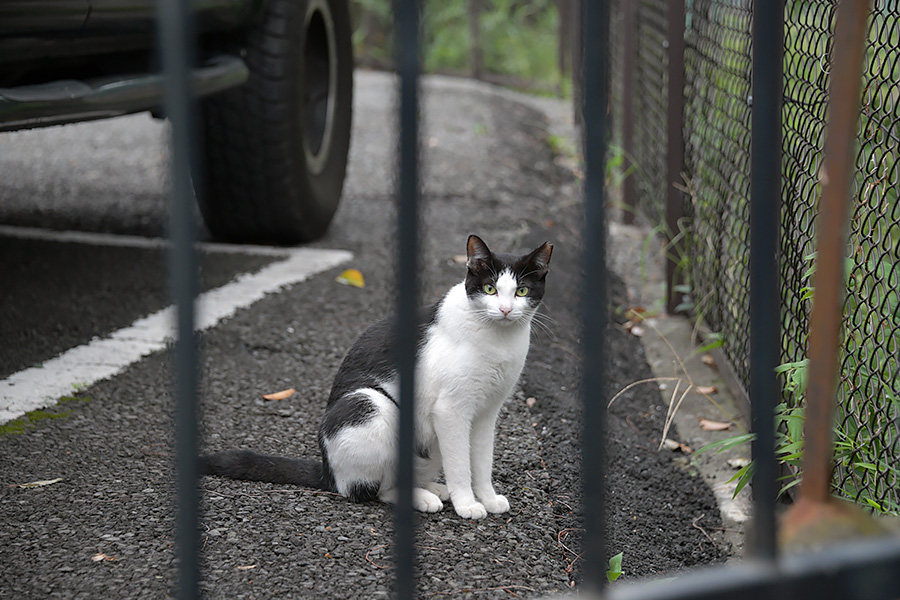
[326,303,439,406]
[464,236,552,305]
[346,480,380,503]
[199,449,330,490]
[319,390,378,439]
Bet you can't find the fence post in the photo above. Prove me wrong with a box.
[621,0,637,224]
[782,0,874,548]
[580,0,609,593]
[665,0,686,314]
[156,0,202,597]
[393,0,420,598]
[749,0,785,563]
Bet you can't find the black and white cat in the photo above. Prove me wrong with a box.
[201,235,552,520]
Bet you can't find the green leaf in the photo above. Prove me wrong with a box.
[606,552,624,583]
[728,462,755,498]
[693,433,756,456]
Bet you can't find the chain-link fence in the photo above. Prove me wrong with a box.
[612,1,900,514]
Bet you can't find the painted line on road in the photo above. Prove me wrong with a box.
[0,226,352,423]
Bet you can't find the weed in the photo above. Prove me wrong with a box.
[606,551,624,583]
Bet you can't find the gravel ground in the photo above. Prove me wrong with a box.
[0,72,728,598]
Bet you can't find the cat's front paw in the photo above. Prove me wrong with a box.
[453,501,488,520]
[423,482,450,501]
[481,494,510,514]
[412,488,444,513]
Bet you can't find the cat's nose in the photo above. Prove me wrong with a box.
[500,305,512,316]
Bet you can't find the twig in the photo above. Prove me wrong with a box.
[608,377,682,408]
[692,513,714,545]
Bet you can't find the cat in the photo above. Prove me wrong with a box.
[200,234,552,520]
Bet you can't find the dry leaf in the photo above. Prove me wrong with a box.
[699,418,732,431]
[701,354,717,367]
[695,385,718,396]
[451,254,468,264]
[626,306,648,322]
[335,268,365,288]
[11,477,63,488]
[525,397,537,408]
[662,438,693,453]
[237,565,257,571]
[727,457,751,469]
[92,552,117,562]
[262,388,296,401]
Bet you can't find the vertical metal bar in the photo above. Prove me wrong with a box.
[621,1,637,225]
[800,0,871,506]
[749,0,785,563]
[580,0,609,594]
[156,0,201,598]
[393,0,420,598]
[665,0,686,314]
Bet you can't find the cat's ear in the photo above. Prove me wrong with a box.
[527,242,553,273]
[467,235,492,268]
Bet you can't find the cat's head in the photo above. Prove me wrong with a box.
[464,234,553,326]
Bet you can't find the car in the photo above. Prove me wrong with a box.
[0,0,354,244]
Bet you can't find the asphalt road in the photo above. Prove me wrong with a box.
[0,71,728,598]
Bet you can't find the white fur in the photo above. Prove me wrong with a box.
[321,279,536,519]
[418,280,533,518]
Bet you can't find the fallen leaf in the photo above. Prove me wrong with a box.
[92,552,117,562]
[451,254,468,264]
[695,385,718,396]
[237,565,257,571]
[11,477,63,488]
[727,457,751,469]
[699,418,732,431]
[662,438,693,453]
[701,354,717,367]
[262,388,296,401]
[626,306,648,322]
[335,268,365,288]
[525,397,537,408]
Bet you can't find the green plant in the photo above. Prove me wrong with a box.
[606,551,624,583]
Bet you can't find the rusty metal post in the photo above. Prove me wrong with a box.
[781,0,876,550]
[800,0,871,506]
[665,0,686,314]
[621,0,637,224]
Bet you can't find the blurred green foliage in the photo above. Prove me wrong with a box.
[351,0,565,93]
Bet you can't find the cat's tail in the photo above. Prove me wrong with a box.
[199,449,332,491]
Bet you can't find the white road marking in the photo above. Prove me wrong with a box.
[0,227,352,424]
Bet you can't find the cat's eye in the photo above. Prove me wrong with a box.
[483,283,497,295]
[516,286,529,297]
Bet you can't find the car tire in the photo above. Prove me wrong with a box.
[199,0,353,244]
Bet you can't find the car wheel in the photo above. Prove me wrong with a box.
[200,0,353,244]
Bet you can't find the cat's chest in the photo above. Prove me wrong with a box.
[419,321,529,392]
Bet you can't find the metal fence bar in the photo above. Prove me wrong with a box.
[156,1,202,599]
[392,0,421,598]
[609,536,900,600]
[748,0,784,563]
[800,0,871,507]
[665,0,686,314]
[580,0,610,593]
